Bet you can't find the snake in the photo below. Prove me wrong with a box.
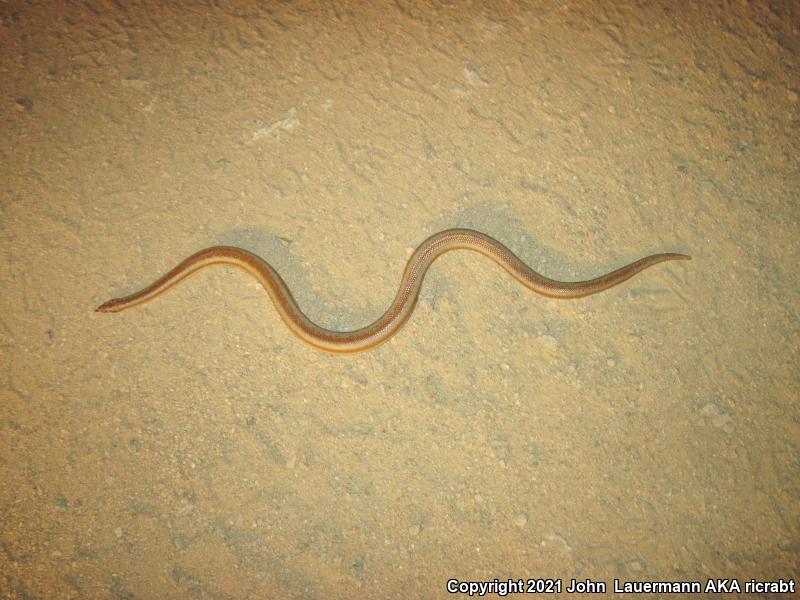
[96,228,690,353]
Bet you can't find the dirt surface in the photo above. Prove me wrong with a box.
[1,1,798,598]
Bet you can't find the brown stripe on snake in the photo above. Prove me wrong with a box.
[96,228,691,353]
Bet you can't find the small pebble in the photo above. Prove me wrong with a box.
[15,97,33,112]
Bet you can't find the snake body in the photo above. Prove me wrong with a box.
[96,229,690,353]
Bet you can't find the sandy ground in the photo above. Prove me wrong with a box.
[1,1,798,598]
